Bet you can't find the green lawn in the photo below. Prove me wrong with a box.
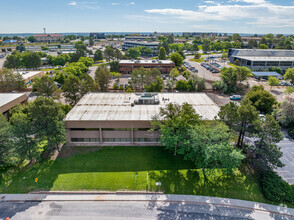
[189,58,205,63]
[0,146,290,207]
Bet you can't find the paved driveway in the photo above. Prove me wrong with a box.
[276,130,294,185]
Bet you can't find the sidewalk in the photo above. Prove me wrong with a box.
[1,193,293,217]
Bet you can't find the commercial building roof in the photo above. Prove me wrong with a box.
[65,93,220,122]
[119,60,174,65]
[234,56,294,62]
[230,49,294,58]
[14,71,44,80]
[252,72,281,77]
[124,41,159,45]
[0,93,27,113]
[34,34,63,37]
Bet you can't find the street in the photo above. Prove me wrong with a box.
[0,201,292,220]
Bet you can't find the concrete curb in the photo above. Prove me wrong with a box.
[0,193,294,217]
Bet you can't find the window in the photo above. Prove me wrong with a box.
[134,138,159,143]
[103,138,131,143]
[71,138,100,143]
[133,128,150,131]
[102,128,131,131]
[70,128,99,131]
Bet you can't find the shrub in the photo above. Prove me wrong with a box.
[288,127,294,139]
[261,171,289,202]
[285,185,294,203]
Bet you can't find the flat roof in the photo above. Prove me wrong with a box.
[234,56,294,62]
[0,93,27,113]
[119,60,174,65]
[65,93,220,122]
[252,72,281,77]
[124,41,159,45]
[14,71,43,80]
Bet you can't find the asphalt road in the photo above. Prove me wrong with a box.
[276,130,294,185]
[0,201,292,220]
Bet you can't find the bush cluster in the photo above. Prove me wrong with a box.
[261,171,294,203]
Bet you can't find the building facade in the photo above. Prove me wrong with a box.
[122,41,159,55]
[33,34,64,43]
[119,60,175,74]
[90,33,105,39]
[0,93,27,118]
[229,49,294,71]
[65,93,220,146]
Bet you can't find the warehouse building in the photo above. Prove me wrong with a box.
[65,93,220,146]
[122,41,159,55]
[0,93,27,118]
[119,60,175,74]
[228,49,294,71]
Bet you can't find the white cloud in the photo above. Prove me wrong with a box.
[130,2,135,5]
[112,3,119,6]
[145,0,294,28]
[68,1,77,6]
[67,1,100,9]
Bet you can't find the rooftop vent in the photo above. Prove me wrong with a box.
[134,93,159,105]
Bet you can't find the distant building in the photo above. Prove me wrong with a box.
[64,92,220,146]
[122,41,159,55]
[125,36,152,41]
[90,33,105,39]
[119,60,175,74]
[33,34,64,43]
[25,46,42,52]
[3,40,18,44]
[15,71,45,87]
[229,49,294,71]
[0,93,27,118]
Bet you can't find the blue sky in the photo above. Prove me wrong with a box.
[1,0,294,34]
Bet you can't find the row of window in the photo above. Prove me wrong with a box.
[71,138,160,143]
[71,128,150,131]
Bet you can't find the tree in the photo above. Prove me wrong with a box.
[158,47,166,60]
[218,100,259,147]
[62,75,83,106]
[258,44,269,49]
[95,65,111,91]
[285,87,294,94]
[232,33,242,42]
[0,115,13,166]
[22,51,42,69]
[234,59,241,66]
[220,67,237,93]
[191,43,199,54]
[0,68,26,91]
[176,80,190,91]
[151,103,201,156]
[75,41,87,51]
[249,114,284,171]
[32,76,60,98]
[78,57,93,67]
[162,40,170,55]
[202,39,210,52]
[235,66,252,84]
[169,68,179,79]
[94,49,103,62]
[53,54,70,66]
[126,47,141,59]
[284,68,294,84]
[29,97,66,153]
[110,61,120,72]
[245,85,277,114]
[145,76,164,92]
[3,52,22,69]
[166,78,176,91]
[167,35,174,44]
[89,37,94,47]
[10,112,39,163]
[267,76,280,88]
[170,52,183,67]
[186,122,244,178]
[104,46,115,61]
[275,98,294,127]
[27,36,36,43]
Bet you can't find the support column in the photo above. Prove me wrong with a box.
[131,128,134,145]
[100,128,103,144]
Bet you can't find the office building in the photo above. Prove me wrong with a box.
[90,33,105,39]
[15,71,45,87]
[119,60,175,74]
[33,34,64,43]
[65,92,220,146]
[0,93,27,118]
[122,41,159,55]
[229,49,294,70]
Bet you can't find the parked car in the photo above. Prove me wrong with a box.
[230,95,242,100]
